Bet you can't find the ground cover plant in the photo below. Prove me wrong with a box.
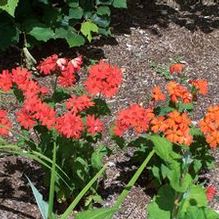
[0,53,219,218]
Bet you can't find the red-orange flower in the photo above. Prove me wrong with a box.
[0,70,12,92]
[65,95,94,113]
[166,81,192,103]
[206,185,217,201]
[16,109,36,130]
[190,79,208,95]
[151,86,166,101]
[86,115,103,135]
[169,63,185,74]
[199,105,219,148]
[56,112,83,139]
[37,54,58,75]
[84,61,122,98]
[114,104,154,136]
[0,110,11,136]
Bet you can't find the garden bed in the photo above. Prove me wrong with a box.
[0,0,219,218]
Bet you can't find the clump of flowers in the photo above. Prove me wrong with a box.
[113,104,154,136]
[0,110,11,136]
[199,104,219,148]
[84,60,122,98]
[166,81,192,104]
[151,110,193,146]
[151,86,166,102]
[169,63,185,74]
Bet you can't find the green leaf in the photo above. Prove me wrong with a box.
[204,208,219,219]
[81,21,98,42]
[0,0,19,17]
[96,0,113,5]
[148,185,175,219]
[29,26,54,42]
[168,162,192,192]
[69,6,83,19]
[67,0,79,7]
[96,6,111,16]
[91,146,108,170]
[75,208,116,219]
[149,135,173,162]
[26,176,48,219]
[113,0,127,8]
[180,185,207,213]
[66,28,85,47]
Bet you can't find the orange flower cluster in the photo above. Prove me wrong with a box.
[169,63,185,74]
[166,81,192,104]
[199,105,219,148]
[190,79,208,95]
[151,110,193,146]
[151,86,166,102]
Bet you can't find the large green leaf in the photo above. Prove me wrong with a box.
[148,185,175,219]
[112,0,127,8]
[168,162,192,193]
[81,20,98,42]
[149,135,173,162]
[69,6,83,19]
[96,6,110,16]
[0,0,19,17]
[66,28,85,47]
[75,208,116,219]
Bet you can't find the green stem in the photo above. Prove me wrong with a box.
[48,142,57,219]
[113,149,155,210]
[61,164,107,219]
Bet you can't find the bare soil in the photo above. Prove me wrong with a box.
[0,0,218,218]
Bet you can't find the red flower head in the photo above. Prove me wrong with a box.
[169,63,185,74]
[114,104,154,136]
[86,115,104,135]
[0,70,12,92]
[58,70,76,87]
[206,185,217,201]
[16,109,36,130]
[84,61,122,98]
[56,112,83,138]
[0,110,11,136]
[65,95,94,113]
[37,54,58,75]
[12,67,31,90]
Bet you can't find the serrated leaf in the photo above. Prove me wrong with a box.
[26,176,48,219]
[69,6,83,19]
[97,6,110,16]
[75,207,116,219]
[81,21,98,42]
[113,0,127,8]
[0,0,19,17]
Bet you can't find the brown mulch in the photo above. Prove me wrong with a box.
[0,0,219,218]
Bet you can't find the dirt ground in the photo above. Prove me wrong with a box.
[0,0,219,218]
